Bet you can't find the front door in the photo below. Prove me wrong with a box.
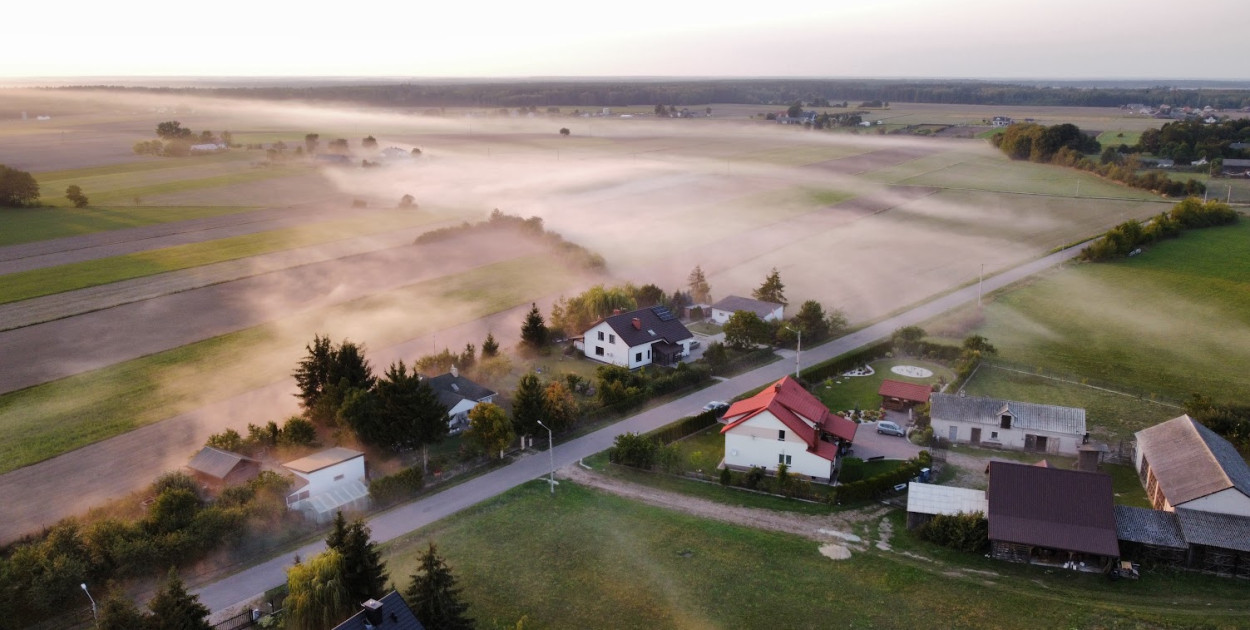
[948,425,958,442]
[970,428,981,445]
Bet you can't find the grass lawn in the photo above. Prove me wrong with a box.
[0,209,445,303]
[962,364,1180,441]
[1096,129,1144,148]
[0,254,583,473]
[813,357,955,414]
[686,321,720,335]
[0,205,259,247]
[381,481,1250,629]
[952,220,1250,407]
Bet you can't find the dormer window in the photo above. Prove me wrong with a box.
[1000,414,1012,429]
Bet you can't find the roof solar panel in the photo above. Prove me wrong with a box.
[651,305,676,321]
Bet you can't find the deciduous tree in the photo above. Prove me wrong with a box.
[155,121,192,140]
[65,185,88,208]
[362,135,378,149]
[0,164,40,207]
[465,402,513,459]
[542,381,578,433]
[285,550,352,630]
[98,588,151,630]
[405,543,473,630]
[723,311,770,350]
[687,265,711,304]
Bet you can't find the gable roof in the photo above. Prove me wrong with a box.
[931,393,1085,435]
[1114,505,1187,550]
[878,379,933,404]
[986,461,1119,557]
[1135,415,1250,506]
[187,446,258,480]
[720,377,857,460]
[332,590,425,630]
[1175,508,1250,553]
[284,447,364,474]
[424,372,496,410]
[710,295,783,319]
[596,306,693,348]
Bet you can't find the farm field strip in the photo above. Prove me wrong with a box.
[0,252,581,473]
[0,205,261,248]
[39,163,314,206]
[0,208,447,305]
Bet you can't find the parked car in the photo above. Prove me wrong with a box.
[877,421,905,437]
[702,401,729,413]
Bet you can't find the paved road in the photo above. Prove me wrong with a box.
[193,242,1087,612]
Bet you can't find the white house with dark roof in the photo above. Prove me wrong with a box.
[282,447,369,522]
[574,306,693,369]
[1134,415,1250,517]
[930,393,1086,455]
[424,366,496,434]
[720,377,857,482]
[708,295,784,325]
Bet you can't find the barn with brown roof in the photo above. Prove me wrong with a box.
[877,379,932,411]
[186,446,261,491]
[987,461,1119,569]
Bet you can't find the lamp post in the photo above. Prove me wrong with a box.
[80,583,97,627]
[536,420,555,495]
[784,326,802,379]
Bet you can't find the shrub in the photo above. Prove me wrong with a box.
[745,466,766,490]
[720,466,731,486]
[839,457,865,483]
[368,466,425,507]
[608,432,660,469]
[917,512,989,553]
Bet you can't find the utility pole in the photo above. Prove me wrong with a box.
[536,420,555,495]
[979,263,984,307]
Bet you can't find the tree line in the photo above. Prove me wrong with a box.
[1081,198,1239,261]
[66,80,1250,109]
[0,164,91,208]
[1135,118,1250,163]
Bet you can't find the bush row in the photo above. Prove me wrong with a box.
[415,209,605,270]
[917,512,989,553]
[1082,198,1239,261]
[833,451,931,504]
[368,465,426,508]
[647,409,721,445]
[798,340,894,384]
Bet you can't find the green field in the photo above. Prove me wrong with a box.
[381,481,1250,629]
[1096,130,1143,149]
[813,358,955,414]
[0,209,444,304]
[949,220,1250,408]
[0,205,259,246]
[0,254,581,473]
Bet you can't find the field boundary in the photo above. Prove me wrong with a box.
[978,361,1184,409]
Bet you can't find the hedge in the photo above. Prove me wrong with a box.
[647,409,721,444]
[368,465,425,507]
[800,340,893,383]
[832,451,931,504]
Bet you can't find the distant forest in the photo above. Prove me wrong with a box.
[64,80,1250,109]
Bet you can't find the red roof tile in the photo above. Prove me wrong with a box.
[720,377,858,450]
[877,379,932,403]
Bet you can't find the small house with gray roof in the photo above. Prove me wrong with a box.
[186,446,260,491]
[930,393,1086,455]
[425,366,496,434]
[575,306,693,369]
[709,295,784,325]
[1134,415,1250,517]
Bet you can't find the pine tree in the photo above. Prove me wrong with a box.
[325,516,388,606]
[373,360,448,469]
[752,267,787,306]
[520,303,547,351]
[98,588,152,630]
[511,372,545,437]
[481,332,499,358]
[405,543,473,630]
[687,265,712,304]
[148,569,211,630]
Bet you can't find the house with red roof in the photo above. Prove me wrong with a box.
[720,377,857,482]
[877,379,932,411]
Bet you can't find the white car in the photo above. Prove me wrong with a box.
[877,421,906,437]
[702,401,729,413]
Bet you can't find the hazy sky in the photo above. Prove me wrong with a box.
[8,0,1250,79]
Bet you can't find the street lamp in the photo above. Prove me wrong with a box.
[784,325,802,379]
[81,583,97,626]
[535,420,555,495]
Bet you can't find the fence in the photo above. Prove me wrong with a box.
[212,608,257,630]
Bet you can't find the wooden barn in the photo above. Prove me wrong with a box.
[187,446,261,491]
[878,379,932,411]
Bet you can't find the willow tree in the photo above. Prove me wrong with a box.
[285,550,353,630]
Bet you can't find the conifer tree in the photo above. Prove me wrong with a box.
[326,514,388,606]
[752,267,787,306]
[405,543,473,630]
[687,265,712,304]
[520,303,548,351]
[148,569,211,630]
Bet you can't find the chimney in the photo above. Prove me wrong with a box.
[632,317,641,330]
[450,364,459,378]
[613,308,622,315]
[361,599,384,627]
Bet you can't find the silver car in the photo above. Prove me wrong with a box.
[877,421,905,437]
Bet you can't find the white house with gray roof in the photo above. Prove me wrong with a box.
[425,366,496,434]
[709,295,784,325]
[930,393,1086,455]
[574,306,693,369]
[1135,415,1250,517]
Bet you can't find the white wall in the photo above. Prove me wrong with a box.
[289,456,366,500]
[1178,488,1250,517]
[723,412,833,479]
[709,308,733,325]
[931,419,1078,455]
[582,321,633,367]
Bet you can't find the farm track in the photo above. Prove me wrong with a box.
[0,203,353,274]
[0,220,459,331]
[0,236,545,395]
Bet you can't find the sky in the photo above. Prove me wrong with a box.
[6,0,1250,80]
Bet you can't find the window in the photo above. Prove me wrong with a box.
[990,431,999,439]
[778,454,792,466]
[635,352,643,362]
[1000,414,1012,429]
[597,331,604,341]
[646,349,651,359]
[333,474,344,481]
[778,430,786,441]
[609,334,616,344]
[595,346,605,356]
